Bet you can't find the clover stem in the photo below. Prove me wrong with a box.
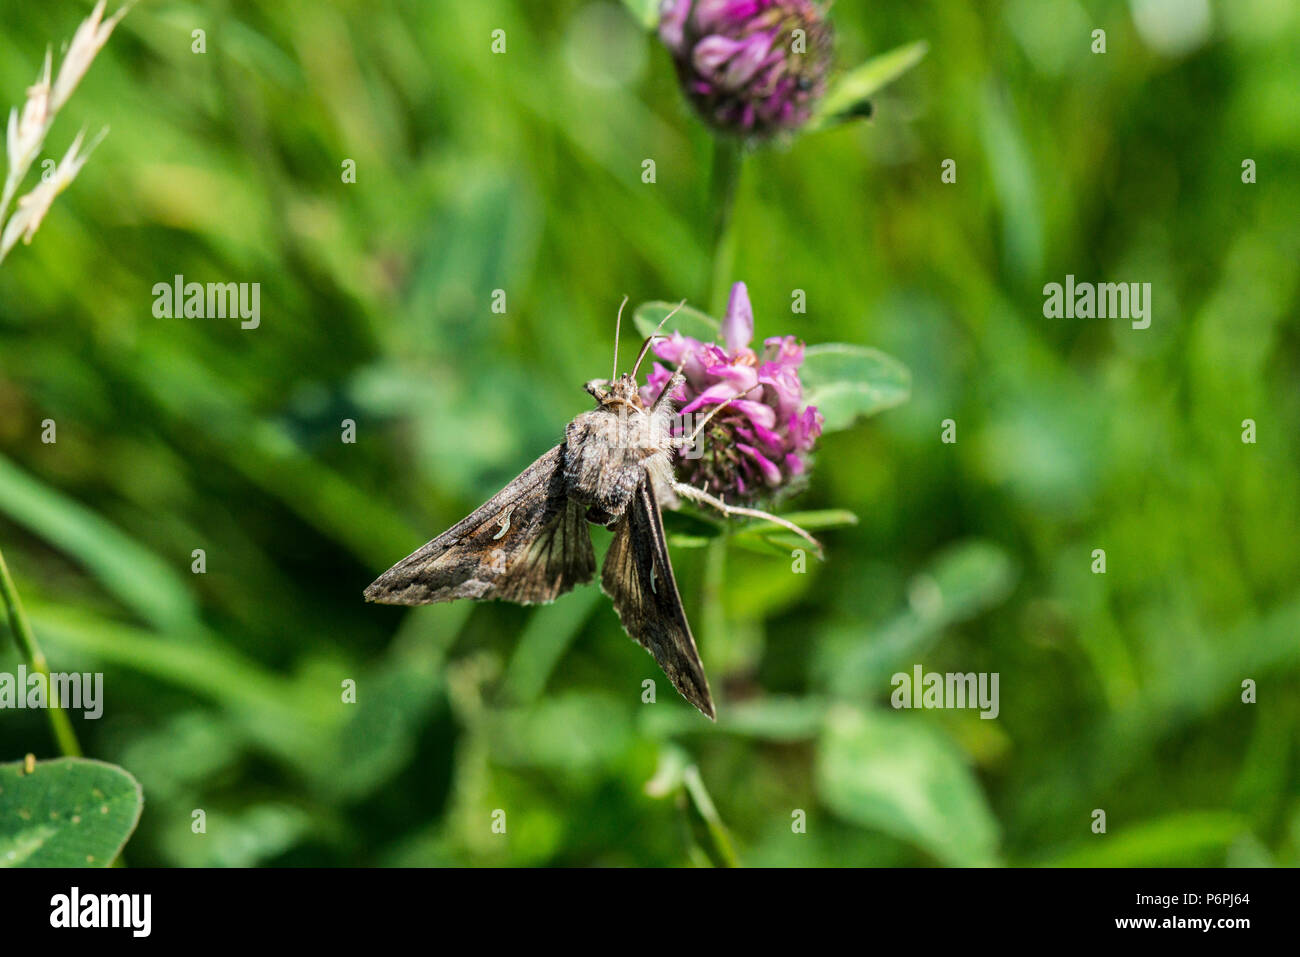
[706,137,744,315]
[683,764,740,868]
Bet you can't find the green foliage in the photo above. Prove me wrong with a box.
[1042,812,1250,868]
[817,705,1000,866]
[801,343,912,432]
[0,758,143,867]
[632,300,720,342]
[815,540,1019,699]
[618,0,662,31]
[812,39,930,129]
[727,509,859,557]
[0,456,200,631]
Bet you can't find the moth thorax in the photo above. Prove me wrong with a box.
[616,404,675,453]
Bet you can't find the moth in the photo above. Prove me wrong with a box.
[364,300,821,719]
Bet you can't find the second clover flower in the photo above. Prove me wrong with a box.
[658,0,834,139]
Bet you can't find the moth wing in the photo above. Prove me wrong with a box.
[364,444,595,606]
[601,480,715,720]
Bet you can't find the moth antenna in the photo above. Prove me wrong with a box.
[630,299,686,381]
[612,294,628,381]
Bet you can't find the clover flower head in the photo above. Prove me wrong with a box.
[641,281,823,502]
[658,0,834,139]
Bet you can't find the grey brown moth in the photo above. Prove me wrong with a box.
[364,300,821,720]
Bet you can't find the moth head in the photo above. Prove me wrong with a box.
[585,374,644,409]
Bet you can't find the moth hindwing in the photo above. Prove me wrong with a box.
[600,479,714,719]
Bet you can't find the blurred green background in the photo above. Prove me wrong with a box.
[1,0,1298,867]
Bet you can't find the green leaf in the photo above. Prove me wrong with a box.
[716,696,828,740]
[750,508,859,532]
[665,508,858,557]
[816,706,1000,866]
[813,40,929,129]
[0,454,201,632]
[619,0,661,29]
[159,803,312,868]
[0,758,143,867]
[817,539,1018,698]
[633,300,720,343]
[502,587,604,704]
[729,509,860,557]
[320,658,444,801]
[27,600,330,764]
[641,696,829,741]
[910,539,1019,624]
[800,343,911,431]
[488,693,633,772]
[1038,812,1249,867]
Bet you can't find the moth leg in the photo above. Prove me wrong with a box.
[671,384,764,447]
[673,397,732,448]
[672,481,824,559]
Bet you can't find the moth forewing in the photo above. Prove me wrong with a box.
[363,444,595,606]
